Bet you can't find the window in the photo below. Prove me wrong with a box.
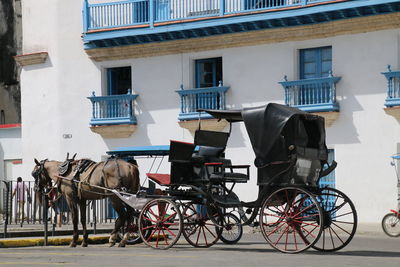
[300,46,332,79]
[107,67,132,95]
[195,57,222,88]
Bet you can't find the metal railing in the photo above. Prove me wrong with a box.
[175,84,230,120]
[83,0,335,31]
[1,180,117,238]
[382,65,400,107]
[279,72,341,112]
[87,89,139,126]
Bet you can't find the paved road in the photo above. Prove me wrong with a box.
[0,234,399,266]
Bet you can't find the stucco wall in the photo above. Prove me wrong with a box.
[18,0,400,223]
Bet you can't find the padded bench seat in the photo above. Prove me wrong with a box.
[207,164,250,183]
[146,173,171,185]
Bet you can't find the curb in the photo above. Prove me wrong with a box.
[0,236,109,248]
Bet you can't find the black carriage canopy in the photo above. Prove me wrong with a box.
[201,103,328,169]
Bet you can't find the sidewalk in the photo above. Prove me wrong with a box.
[0,223,113,248]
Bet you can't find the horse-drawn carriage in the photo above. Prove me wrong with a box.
[32,103,357,252]
[109,103,357,253]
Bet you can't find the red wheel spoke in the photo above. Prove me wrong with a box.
[162,211,177,223]
[292,219,320,228]
[202,227,209,245]
[274,225,290,246]
[161,229,170,245]
[146,228,157,242]
[143,215,158,223]
[204,225,218,238]
[148,207,159,220]
[155,229,161,247]
[292,226,298,251]
[196,226,201,245]
[164,225,177,238]
[265,221,286,236]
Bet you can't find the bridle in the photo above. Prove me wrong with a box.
[32,159,52,193]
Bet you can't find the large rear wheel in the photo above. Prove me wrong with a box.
[138,198,183,249]
[312,187,357,251]
[260,187,323,253]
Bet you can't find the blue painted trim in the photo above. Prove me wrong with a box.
[294,102,340,112]
[384,98,400,107]
[83,0,400,49]
[107,144,199,156]
[175,86,229,95]
[90,117,137,126]
[178,112,214,121]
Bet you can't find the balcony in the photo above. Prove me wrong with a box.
[176,84,229,121]
[279,73,341,113]
[87,90,138,138]
[82,0,400,56]
[383,65,400,107]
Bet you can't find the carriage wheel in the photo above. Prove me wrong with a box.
[382,212,400,237]
[312,187,358,251]
[138,198,183,249]
[182,203,222,248]
[220,213,243,244]
[260,187,323,253]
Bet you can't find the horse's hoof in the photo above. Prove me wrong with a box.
[118,243,126,248]
[69,243,77,248]
[81,243,88,247]
[109,242,116,247]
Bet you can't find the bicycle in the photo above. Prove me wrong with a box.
[381,154,400,237]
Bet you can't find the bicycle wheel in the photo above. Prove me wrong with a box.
[182,203,222,248]
[312,187,357,251]
[260,187,323,253]
[220,213,243,244]
[138,198,183,249]
[382,212,400,237]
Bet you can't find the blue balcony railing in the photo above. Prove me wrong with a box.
[176,84,230,121]
[279,73,341,112]
[382,65,400,107]
[87,89,139,126]
[83,0,330,31]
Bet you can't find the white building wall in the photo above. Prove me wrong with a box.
[19,1,400,223]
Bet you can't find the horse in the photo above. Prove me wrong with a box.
[31,156,140,247]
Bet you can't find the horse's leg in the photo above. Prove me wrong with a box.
[66,197,79,248]
[109,198,126,247]
[119,206,134,247]
[79,200,88,247]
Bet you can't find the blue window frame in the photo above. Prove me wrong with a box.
[195,57,222,88]
[107,66,131,95]
[300,46,332,79]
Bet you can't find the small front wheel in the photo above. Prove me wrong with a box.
[220,213,243,244]
[260,187,323,253]
[382,212,400,237]
[138,198,183,249]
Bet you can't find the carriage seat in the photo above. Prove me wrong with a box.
[146,173,171,186]
[207,163,250,183]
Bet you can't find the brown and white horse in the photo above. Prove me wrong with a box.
[32,157,140,247]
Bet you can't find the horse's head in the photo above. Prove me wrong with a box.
[32,158,52,192]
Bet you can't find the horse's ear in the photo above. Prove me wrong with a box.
[34,158,40,166]
[72,153,77,160]
[65,152,69,161]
